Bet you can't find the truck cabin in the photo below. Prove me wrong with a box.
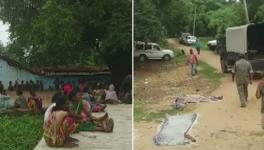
[247,23,264,72]
[225,22,264,73]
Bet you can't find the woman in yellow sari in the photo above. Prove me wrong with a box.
[43,93,78,147]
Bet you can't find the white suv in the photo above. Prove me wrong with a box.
[134,41,174,62]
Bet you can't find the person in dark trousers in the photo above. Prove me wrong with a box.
[256,77,264,129]
[232,54,253,107]
[195,38,201,55]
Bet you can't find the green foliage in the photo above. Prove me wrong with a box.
[199,37,214,50]
[256,4,264,22]
[199,61,223,91]
[247,0,264,22]
[134,0,166,42]
[208,3,245,37]
[0,0,132,85]
[0,114,43,150]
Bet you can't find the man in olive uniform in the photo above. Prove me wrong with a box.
[232,54,253,107]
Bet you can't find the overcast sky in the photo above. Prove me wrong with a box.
[0,20,9,46]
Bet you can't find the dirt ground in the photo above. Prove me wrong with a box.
[134,39,264,150]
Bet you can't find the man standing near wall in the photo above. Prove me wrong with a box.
[232,54,254,107]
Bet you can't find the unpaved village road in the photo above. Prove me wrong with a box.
[134,39,264,150]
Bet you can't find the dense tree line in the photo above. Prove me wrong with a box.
[135,0,264,43]
[0,0,132,86]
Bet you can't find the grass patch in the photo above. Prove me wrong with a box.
[199,37,214,50]
[134,101,191,123]
[199,61,223,90]
[0,114,43,150]
[171,48,186,64]
[162,41,186,64]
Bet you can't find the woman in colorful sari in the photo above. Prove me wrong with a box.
[43,93,78,147]
[69,87,114,132]
[83,85,107,112]
[93,83,106,103]
[28,89,43,112]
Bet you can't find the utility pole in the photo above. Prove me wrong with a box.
[192,7,197,36]
[243,0,250,24]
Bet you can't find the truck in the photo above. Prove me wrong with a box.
[220,22,264,73]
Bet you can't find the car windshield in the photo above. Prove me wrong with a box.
[145,44,152,50]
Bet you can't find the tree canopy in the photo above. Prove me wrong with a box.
[134,0,264,43]
[0,0,132,85]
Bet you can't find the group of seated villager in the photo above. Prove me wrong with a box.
[0,88,43,113]
[43,86,114,147]
[0,78,132,147]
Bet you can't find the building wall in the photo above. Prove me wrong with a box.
[0,59,41,88]
[0,59,111,90]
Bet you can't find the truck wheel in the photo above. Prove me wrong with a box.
[139,55,147,62]
[221,60,228,73]
[163,55,171,61]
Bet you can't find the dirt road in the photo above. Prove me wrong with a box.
[134,39,264,150]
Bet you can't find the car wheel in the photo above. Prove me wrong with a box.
[163,55,171,61]
[139,55,147,62]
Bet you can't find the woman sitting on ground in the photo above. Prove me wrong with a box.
[14,89,29,112]
[28,89,43,112]
[83,86,107,112]
[93,83,106,103]
[105,84,121,104]
[69,87,114,132]
[43,93,79,147]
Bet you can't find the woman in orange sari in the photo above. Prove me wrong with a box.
[43,93,78,147]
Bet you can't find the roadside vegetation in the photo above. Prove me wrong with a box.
[199,61,223,92]
[0,114,43,150]
[134,101,192,123]
[199,37,214,50]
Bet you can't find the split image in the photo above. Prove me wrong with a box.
[0,0,131,150]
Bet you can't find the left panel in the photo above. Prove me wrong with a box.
[0,0,132,150]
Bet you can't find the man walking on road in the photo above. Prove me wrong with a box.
[186,49,198,76]
[232,54,253,107]
[195,38,201,55]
